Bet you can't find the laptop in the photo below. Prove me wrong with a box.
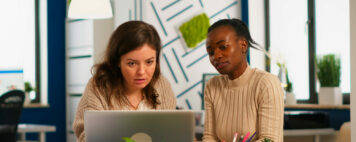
[84,110,195,142]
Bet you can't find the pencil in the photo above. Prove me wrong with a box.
[241,132,250,142]
[246,131,256,142]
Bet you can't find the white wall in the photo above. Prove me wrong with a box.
[248,0,266,70]
[113,0,241,110]
[350,0,356,141]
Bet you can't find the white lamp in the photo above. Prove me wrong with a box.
[68,0,113,19]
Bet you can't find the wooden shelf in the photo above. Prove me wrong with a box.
[24,103,50,108]
[285,104,350,109]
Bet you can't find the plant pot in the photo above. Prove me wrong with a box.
[285,92,296,105]
[24,92,31,105]
[318,87,342,105]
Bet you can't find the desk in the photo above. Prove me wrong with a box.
[195,126,335,142]
[18,124,56,142]
[284,128,335,142]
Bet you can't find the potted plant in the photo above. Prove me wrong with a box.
[276,62,296,105]
[285,69,296,105]
[316,54,342,105]
[24,81,36,105]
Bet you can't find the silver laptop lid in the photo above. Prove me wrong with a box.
[84,110,195,142]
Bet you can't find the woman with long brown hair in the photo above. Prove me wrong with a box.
[73,21,176,142]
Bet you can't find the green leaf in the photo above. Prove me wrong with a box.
[263,138,272,142]
[316,54,341,87]
[285,70,293,93]
[24,81,35,92]
[122,137,135,142]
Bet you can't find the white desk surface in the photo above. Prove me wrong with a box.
[18,124,56,142]
[196,126,335,136]
[18,124,56,133]
[195,126,334,142]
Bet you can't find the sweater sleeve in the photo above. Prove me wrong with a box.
[155,75,176,109]
[202,79,219,142]
[255,75,284,142]
[72,79,106,142]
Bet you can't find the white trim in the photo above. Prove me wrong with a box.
[350,0,356,141]
[248,0,266,71]
[40,0,48,105]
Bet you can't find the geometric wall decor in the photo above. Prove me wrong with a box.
[113,0,241,110]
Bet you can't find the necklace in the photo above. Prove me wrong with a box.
[128,100,139,110]
[125,93,144,110]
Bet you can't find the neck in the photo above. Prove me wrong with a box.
[123,81,142,95]
[124,85,144,110]
[125,87,143,97]
[228,60,247,80]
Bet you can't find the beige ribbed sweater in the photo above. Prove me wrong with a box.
[203,66,284,142]
[73,75,176,142]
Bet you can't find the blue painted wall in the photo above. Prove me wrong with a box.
[241,0,248,26]
[19,0,66,142]
[241,0,250,63]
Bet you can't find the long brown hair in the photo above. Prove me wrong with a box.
[92,21,162,108]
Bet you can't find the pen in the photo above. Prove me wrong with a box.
[246,131,256,142]
[242,132,250,142]
[232,132,238,142]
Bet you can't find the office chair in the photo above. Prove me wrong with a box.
[0,90,25,142]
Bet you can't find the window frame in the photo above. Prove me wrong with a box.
[34,0,41,103]
[265,0,350,104]
[34,0,48,105]
[39,0,48,105]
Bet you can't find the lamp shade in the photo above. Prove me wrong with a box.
[68,0,112,19]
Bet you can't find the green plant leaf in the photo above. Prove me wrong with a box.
[122,137,135,142]
[285,69,293,93]
[24,81,34,92]
[316,54,341,87]
[263,138,273,142]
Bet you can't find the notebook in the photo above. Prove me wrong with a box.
[84,110,195,142]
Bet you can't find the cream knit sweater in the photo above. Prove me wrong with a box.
[203,66,284,142]
[73,76,176,142]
